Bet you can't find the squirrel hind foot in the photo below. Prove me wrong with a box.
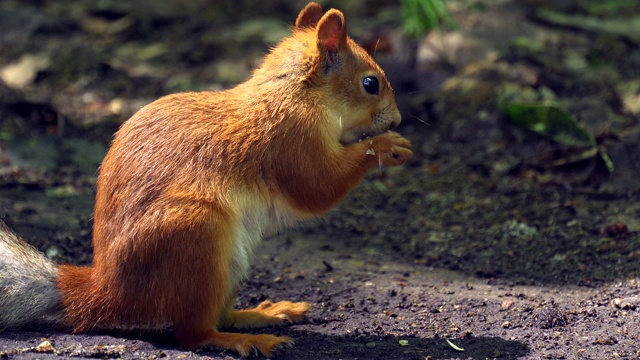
[254,300,310,324]
[178,329,293,357]
[221,300,310,329]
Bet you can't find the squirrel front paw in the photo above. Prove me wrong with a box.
[366,131,413,167]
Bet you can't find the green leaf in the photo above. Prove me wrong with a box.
[502,102,614,173]
[599,147,615,173]
[445,339,464,351]
[401,0,456,37]
[503,103,596,146]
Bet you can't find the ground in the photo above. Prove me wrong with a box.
[1,0,639,359]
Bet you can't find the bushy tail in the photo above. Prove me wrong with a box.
[0,222,63,328]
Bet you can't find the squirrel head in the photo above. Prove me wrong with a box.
[295,2,402,144]
[255,3,401,145]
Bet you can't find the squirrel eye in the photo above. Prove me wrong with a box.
[362,76,379,95]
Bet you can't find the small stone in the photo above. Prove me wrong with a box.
[501,299,514,309]
[34,340,55,353]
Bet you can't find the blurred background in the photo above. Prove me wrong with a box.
[1,1,640,358]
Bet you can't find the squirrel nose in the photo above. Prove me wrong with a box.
[389,113,401,129]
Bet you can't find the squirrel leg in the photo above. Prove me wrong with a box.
[170,237,296,357]
[220,300,310,329]
[162,204,297,357]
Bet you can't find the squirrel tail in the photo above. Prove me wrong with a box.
[0,222,63,328]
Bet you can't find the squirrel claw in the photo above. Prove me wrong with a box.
[277,313,293,325]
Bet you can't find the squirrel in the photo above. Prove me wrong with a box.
[0,2,412,357]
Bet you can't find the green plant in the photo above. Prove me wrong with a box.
[401,0,455,37]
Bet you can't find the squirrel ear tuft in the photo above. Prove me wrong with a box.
[295,2,324,29]
[316,9,347,54]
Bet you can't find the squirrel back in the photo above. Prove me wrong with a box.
[0,3,412,356]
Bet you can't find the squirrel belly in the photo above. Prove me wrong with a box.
[0,2,412,357]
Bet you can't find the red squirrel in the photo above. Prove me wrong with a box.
[0,2,412,357]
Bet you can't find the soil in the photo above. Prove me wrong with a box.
[1,1,639,359]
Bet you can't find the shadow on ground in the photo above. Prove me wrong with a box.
[0,328,530,360]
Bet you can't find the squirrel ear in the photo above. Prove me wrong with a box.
[295,2,323,29]
[316,9,347,54]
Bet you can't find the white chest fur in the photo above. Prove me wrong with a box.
[226,193,302,295]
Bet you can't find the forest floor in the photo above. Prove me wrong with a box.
[1,0,639,359]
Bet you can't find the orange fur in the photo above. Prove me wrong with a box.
[55,2,412,357]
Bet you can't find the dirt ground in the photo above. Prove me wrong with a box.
[1,0,639,359]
